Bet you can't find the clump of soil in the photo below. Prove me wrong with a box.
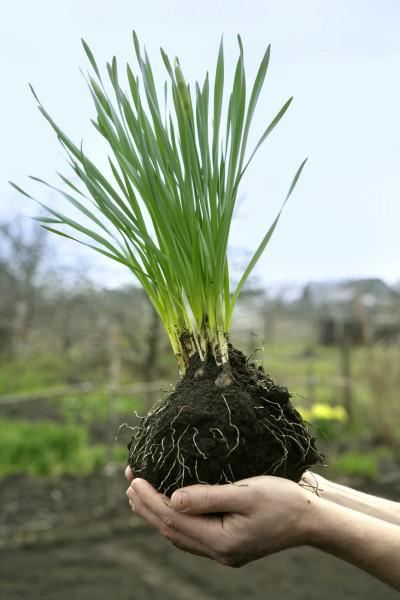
[128,347,322,495]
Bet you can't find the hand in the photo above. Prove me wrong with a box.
[300,470,400,526]
[125,472,315,567]
[125,465,134,482]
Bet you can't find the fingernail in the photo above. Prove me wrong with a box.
[173,490,189,512]
[126,487,133,497]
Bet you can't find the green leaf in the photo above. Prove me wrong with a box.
[81,39,101,80]
[240,97,293,178]
[227,158,308,327]
[14,33,305,370]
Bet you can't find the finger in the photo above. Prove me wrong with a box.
[125,465,134,481]
[128,486,212,559]
[172,540,211,559]
[170,482,251,515]
[130,479,224,549]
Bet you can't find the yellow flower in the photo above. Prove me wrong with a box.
[297,403,347,423]
[311,403,347,422]
[296,406,311,422]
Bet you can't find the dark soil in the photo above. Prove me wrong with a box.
[129,347,321,494]
[1,385,399,599]
[1,472,399,600]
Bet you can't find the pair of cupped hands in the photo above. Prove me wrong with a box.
[125,466,319,567]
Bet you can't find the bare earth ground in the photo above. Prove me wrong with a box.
[0,472,399,600]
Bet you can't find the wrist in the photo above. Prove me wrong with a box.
[304,494,357,551]
[300,493,329,548]
[295,488,324,547]
[302,472,340,504]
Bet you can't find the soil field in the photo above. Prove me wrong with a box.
[0,472,399,600]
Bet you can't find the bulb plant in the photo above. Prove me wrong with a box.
[12,33,321,494]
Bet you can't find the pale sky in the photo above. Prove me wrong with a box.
[1,0,400,288]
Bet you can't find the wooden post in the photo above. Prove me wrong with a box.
[142,305,161,412]
[304,345,316,402]
[108,325,121,467]
[340,324,353,425]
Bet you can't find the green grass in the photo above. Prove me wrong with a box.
[324,445,395,479]
[1,342,399,480]
[0,356,70,395]
[0,417,126,478]
[58,391,143,424]
[333,451,378,478]
[2,414,393,481]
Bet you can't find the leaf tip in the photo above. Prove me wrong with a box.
[29,83,40,104]
[237,34,244,54]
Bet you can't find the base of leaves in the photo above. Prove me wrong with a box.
[128,347,322,495]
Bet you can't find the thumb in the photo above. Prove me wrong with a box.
[125,465,134,481]
[171,483,250,515]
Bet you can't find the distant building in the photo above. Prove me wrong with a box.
[302,279,400,345]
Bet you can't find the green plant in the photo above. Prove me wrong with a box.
[334,451,378,478]
[0,418,107,477]
[11,33,305,377]
[11,34,321,493]
[297,402,347,441]
[59,391,143,423]
[0,356,69,395]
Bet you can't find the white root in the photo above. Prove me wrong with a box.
[222,394,240,457]
[210,427,229,449]
[159,458,177,491]
[221,469,231,483]
[227,463,235,481]
[192,427,207,459]
[194,458,208,484]
[128,377,317,494]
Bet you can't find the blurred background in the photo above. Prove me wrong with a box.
[1,1,400,599]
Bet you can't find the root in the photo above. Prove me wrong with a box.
[176,425,192,488]
[246,346,264,364]
[222,394,240,457]
[195,458,208,484]
[210,427,229,450]
[221,469,231,483]
[159,459,177,491]
[128,355,322,493]
[253,392,321,475]
[115,422,140,441]
[299,471,323,496]
[259,419,288,474]
[192,427,207,459]
[161,495,172,508]
[227,463,235,481]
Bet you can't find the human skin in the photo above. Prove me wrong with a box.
[125,467,400,590]
[301,471,400,526]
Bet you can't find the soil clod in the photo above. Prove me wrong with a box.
[128,347,322,495]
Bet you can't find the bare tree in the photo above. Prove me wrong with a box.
[0,219,48,356]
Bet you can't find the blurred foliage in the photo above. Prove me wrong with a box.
[298,402,347,423]
[0,356,70,395]
[331,447,395,478]
[1,217,400,480]
[59,392,143,424]
[297,402,347,441]
[0,417,111,478]
[0,219,175,387]
[334,451,379,478]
